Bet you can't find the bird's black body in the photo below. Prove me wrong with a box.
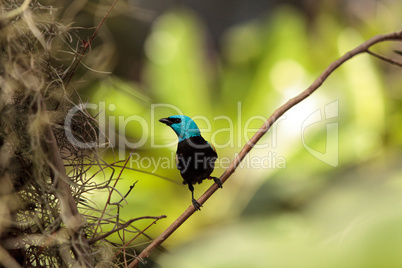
[176,136,217,186]
[159,115,222,210]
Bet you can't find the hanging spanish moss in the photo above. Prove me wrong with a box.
[0,0,134,266]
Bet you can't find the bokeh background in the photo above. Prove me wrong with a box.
[55,0,402,266]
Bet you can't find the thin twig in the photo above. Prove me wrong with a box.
[113,217,165,259]
[128,30,402,267]
[94,148,136,235]
[65,161,182,185]
[367,49,402,67]
[64,0,119,86]
[120,181,138,203]
[89,215,166,244]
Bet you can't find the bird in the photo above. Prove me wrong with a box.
[159,115,222,210]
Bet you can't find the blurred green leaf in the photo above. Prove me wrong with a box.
[143,9,214,115]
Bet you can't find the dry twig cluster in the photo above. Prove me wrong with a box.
[0,1,165,267]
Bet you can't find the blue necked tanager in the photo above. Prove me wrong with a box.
[159,115,222,210]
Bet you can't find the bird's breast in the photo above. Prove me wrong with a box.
[176,136,217,183]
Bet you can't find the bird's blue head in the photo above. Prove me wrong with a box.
[159,115,201,142]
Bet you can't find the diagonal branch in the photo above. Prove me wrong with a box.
[128,30,402,267]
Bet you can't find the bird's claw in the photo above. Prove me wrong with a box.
[210,176,223,188]
[192,198,202,211]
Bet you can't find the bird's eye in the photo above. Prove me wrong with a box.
[174,118,181,124]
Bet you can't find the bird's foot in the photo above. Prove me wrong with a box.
[209,176,223,188]
[192,198,202,211]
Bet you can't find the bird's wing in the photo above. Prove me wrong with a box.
[207,141,218,157]
[175,153,185,171]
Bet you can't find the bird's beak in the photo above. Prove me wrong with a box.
[159,118,173,126]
